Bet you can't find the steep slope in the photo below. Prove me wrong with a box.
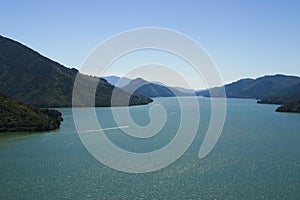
[0,35,152,107]
[0,93,63,132]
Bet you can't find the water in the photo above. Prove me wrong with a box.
[0,98,299,199]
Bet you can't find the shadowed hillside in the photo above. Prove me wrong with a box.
[197,74,300,99]
[0,93,63,132]
[197,74,300,113]
[0,35,152,107]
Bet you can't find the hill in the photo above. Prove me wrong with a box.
[197,74,300,99]
[122,78,179,98]
[104,76,195,97]
[276,99,300,113]
[103,76,132,88]
[197,74,300,113]
[259,92,300,113]
[0,35,152,107]
[0,93,63,132]
[257,85,300,113]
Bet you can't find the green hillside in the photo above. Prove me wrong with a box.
[0,93,63,132]
[0,35,152,107]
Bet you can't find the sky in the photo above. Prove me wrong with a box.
[1,0,299,89]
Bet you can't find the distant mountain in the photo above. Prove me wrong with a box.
[0,35,152,107]
[197,74,300,99]
[196,74,300,113]
[257,83,300,113]
[171,86,195,96]
[150,81,195,96]
[122,78,175,97]
[0,93,63,132]
[275,83,300,97]
[103,76,132,88]
[103,76,195,97]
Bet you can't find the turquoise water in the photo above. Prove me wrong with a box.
[0,98,299,199]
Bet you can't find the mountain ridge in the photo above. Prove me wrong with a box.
[0,35,152,107]
[197,74,300,99]
[103,76,195,97]
[122,78,176,97]
[197,74,300,113]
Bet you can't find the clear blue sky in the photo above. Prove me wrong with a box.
[1,0,299,89]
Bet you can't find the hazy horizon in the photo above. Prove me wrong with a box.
[102,73,300,90]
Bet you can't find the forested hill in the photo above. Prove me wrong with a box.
[196,74,300,113]
[0,93,63,132]
[0,35,152,107]
[197,74,300,99]
[104,76,195,97]
[258,84,300,113]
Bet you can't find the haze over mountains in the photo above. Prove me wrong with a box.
[104,74,300,113]
[0,34,299,113]
[103,76,196,97]
[197,74,300,99]
[0,35,152,107]
[197,74,300,113]
[103,76,132,88]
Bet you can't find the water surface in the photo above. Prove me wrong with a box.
[0,98,299,199]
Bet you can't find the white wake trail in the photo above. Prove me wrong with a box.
[80,125,130,133]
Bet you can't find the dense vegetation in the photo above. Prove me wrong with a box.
[0,35,152,107]
[276,100,300,113]
[0,93,63,132]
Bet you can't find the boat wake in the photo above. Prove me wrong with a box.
[79,125,130,133]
